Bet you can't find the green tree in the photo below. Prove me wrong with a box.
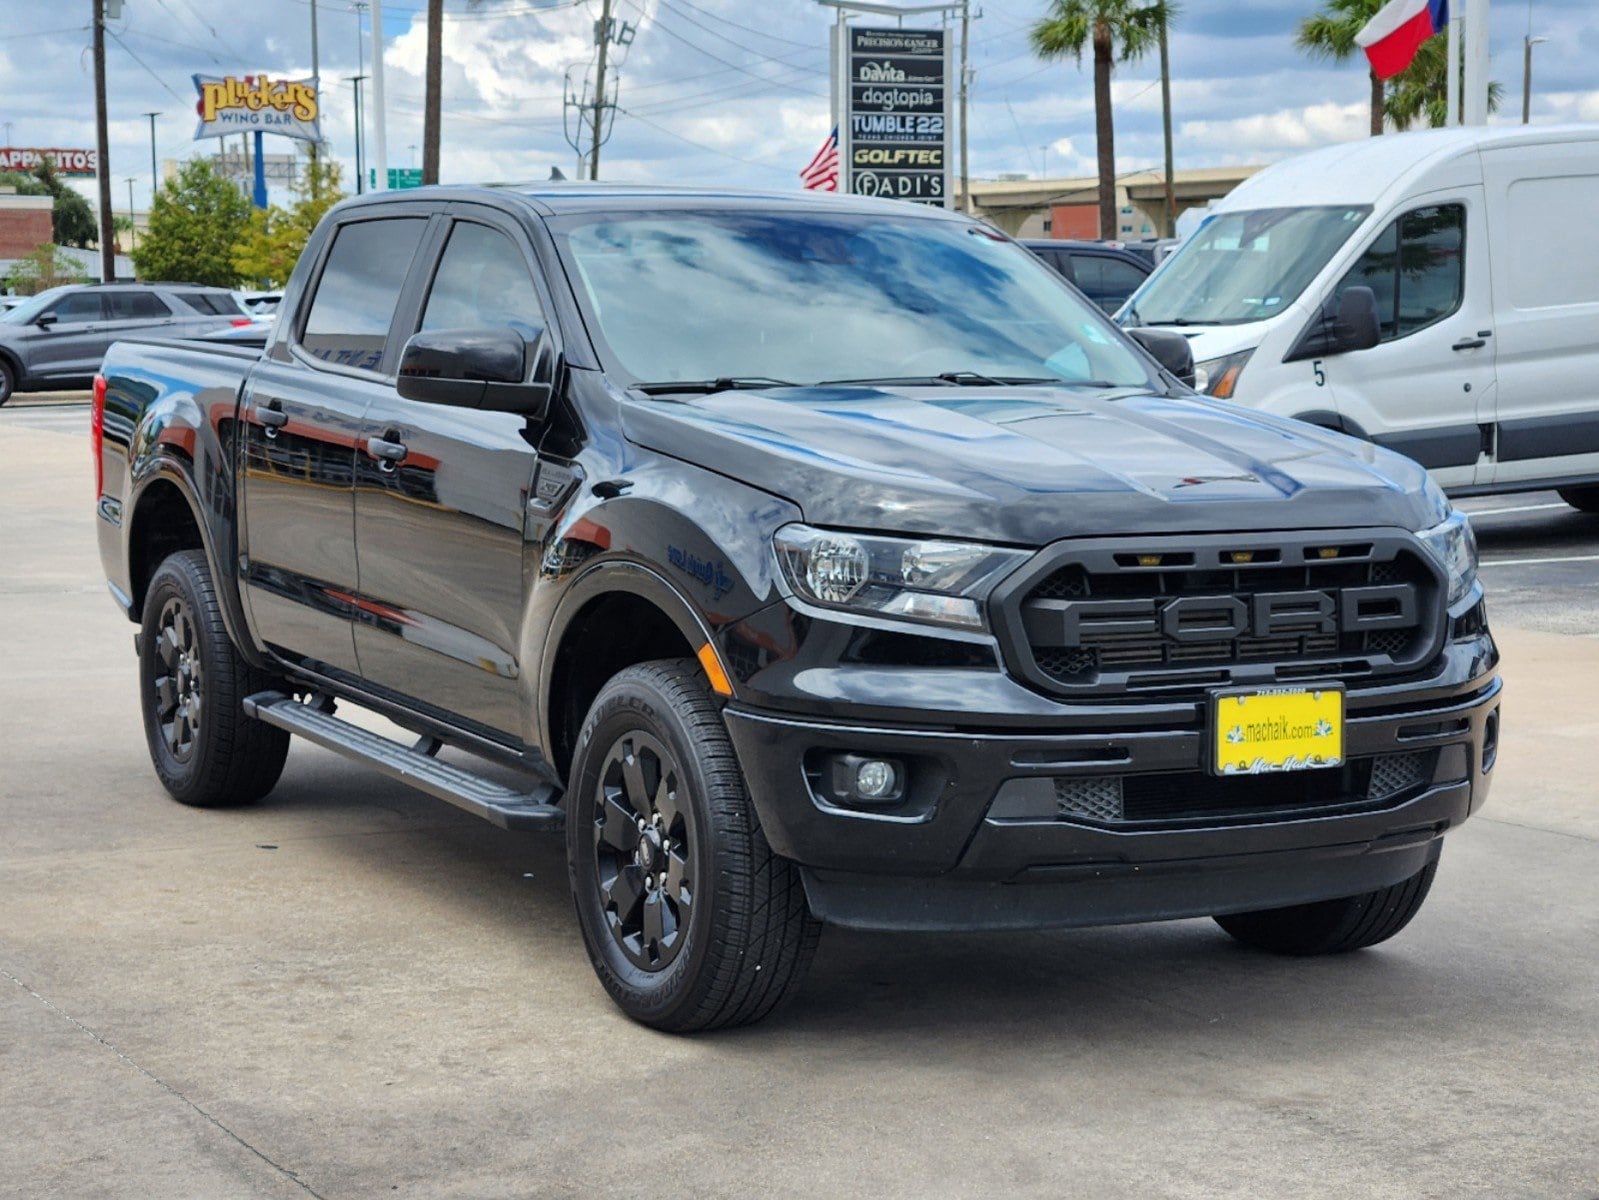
[0,162,97,248]
[1030,0,1173,241]
[1384,35,1504,129]
[2,243,91,295]
[132,158,250,287]
[233,161,346,287]
[1297,0,1387,138]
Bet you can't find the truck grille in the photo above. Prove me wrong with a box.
[996,532,1444,700]
[1050,750,1438,827]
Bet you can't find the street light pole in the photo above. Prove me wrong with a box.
[143,112,160,194]
[125,177,135,254]
[957,0,970,213]
[370,0,389,190]
[348,75,368,194]
[1522,35,1548,124]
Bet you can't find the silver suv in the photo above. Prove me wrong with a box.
[0,283,245,405]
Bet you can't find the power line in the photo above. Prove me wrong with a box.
[621,0,823,98]
[105,28,188,102]
[652,0,828,76]
[661,0,822,52]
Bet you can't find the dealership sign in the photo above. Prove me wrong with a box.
[838,27,950,206]
[193,74,322,143]
[0,147,98,176]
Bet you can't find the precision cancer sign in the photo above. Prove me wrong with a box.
[839,27,951,206]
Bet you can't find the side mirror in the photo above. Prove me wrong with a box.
[396,325,553,417]
[1126,327,1196,389]
[1284,285,1382,362]
[34,312,57,329]
[1331,285,1381,353]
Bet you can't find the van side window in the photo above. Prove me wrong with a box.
[1337,204,1464,342]
[300,217,428,372]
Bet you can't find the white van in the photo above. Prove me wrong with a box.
[1120,125,1599,509]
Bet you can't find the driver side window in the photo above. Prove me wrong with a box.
[421,222,543,343]
[1336,204,1464,343]
[48,293,105,325]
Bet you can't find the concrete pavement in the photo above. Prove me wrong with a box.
[2,419,1596,1199]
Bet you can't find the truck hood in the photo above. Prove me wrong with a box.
[620,384,1440,545]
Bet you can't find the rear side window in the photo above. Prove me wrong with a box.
[300,217,428,371]
[1336,204,1464,342]
[109,292,172,319]
[180,292,229,315]
[1069,254,1148,312]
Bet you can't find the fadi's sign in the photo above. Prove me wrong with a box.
[841,28,950,206]
[192,74,321,143]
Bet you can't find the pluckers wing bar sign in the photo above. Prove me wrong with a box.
[845,27,950,206]
[0,148,98,176]
[193,74,322,143]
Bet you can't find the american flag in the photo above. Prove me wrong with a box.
[799,126,839,192]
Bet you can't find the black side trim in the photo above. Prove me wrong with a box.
[1498,411,1599,463]
[1372,424,1480,469]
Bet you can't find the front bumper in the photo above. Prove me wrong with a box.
[723,666,1500,932]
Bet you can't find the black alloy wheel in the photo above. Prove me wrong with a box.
[592,730,696,971]
[151,595,205,763]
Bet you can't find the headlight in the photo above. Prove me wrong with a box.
[1417,508,1478,608]
[1193,348,1254,399]
[773,524,1028,631]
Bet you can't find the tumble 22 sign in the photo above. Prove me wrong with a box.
[192,74,322,143]
[843,27,950,206]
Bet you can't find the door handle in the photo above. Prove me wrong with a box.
[365,435,408,472]
[1452,333,1490,351]
[257,401,288,437]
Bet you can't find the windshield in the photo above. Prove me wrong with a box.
[0,287,71,325]
[551,209,1152,390]
[1128,206,1372,326]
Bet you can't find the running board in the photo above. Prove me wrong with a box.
[243,691,563,831]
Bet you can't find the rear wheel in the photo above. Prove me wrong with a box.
[1557,486,1599,514]
[566,660,820,1031]
[139,549,290,807]
[1214,858,1438,955]
[0,358,15,406]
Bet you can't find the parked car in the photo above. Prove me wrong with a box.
[0,281,247,404]
[94,184,1498,1031]
[1022,239,1151,313]
[1120,124,1599,509]
[237,290,283,318]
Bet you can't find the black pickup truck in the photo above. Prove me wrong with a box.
[95,185,1500,1031]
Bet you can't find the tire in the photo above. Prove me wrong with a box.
[566,659,821,1032]
[138,549,290,807]
[1557,486,1599,514]
[0,358,14,407]
[1213,857,1439,956]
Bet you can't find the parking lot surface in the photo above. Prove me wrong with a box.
[3,409,1597,1198]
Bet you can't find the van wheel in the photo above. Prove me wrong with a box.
[139,550,290,807]
[566,660,821,1032]
[1557,486,1599,514]
[1213,858,1438,955]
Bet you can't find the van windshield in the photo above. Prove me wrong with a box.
[1128,206,1371,326]
[550,209,1153,390]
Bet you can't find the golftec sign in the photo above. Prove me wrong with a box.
[840,27,950,206]
[192,74,322,143]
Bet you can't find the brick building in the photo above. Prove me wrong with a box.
[0,192,54,259]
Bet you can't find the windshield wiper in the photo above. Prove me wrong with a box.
[817,372,1062,388]
[632,376,797,396]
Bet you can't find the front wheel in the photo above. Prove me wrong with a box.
[1214,858,1438,956]
[138,549,290,807]
[0,358,15,406]
[566,660,820,1032]
[1557,486,1599,514]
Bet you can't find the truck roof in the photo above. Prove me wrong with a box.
[335,181,971,221]
[1214,123,1599,213]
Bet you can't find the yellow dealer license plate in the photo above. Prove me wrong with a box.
[1213,687,1343,775]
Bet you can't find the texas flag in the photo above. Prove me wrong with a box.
[1356,0,1449,80]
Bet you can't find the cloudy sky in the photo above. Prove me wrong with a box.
[3,0,1597,212]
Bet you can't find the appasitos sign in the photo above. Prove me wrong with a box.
[0,147,98,177]
[192,74,322,144]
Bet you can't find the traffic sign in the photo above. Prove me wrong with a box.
[370,167,424,189]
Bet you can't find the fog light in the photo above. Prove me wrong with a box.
[822,753,906,808]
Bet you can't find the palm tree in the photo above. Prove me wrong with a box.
[1384,35,1504,129]
[1030,1,1173,241]
[1296,0,1387,137]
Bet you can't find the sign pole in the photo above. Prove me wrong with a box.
[1446,13,1460,125]
[370,0,389,189]
[252,131,268,209]
[1462,0,1490,126]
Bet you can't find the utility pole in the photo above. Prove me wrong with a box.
[143,112,160,194]
[93,0,115,282]
[957,0,970,213]
[370,0,389,189]
[589,0,615,181]
[423,0,442,184]
[1158,10,1174,237]
[348,75,367,193]
[1522,34,1547,124]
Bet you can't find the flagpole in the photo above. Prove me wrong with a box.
[1446,11,1460,125]
[1462,0,1490,125]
